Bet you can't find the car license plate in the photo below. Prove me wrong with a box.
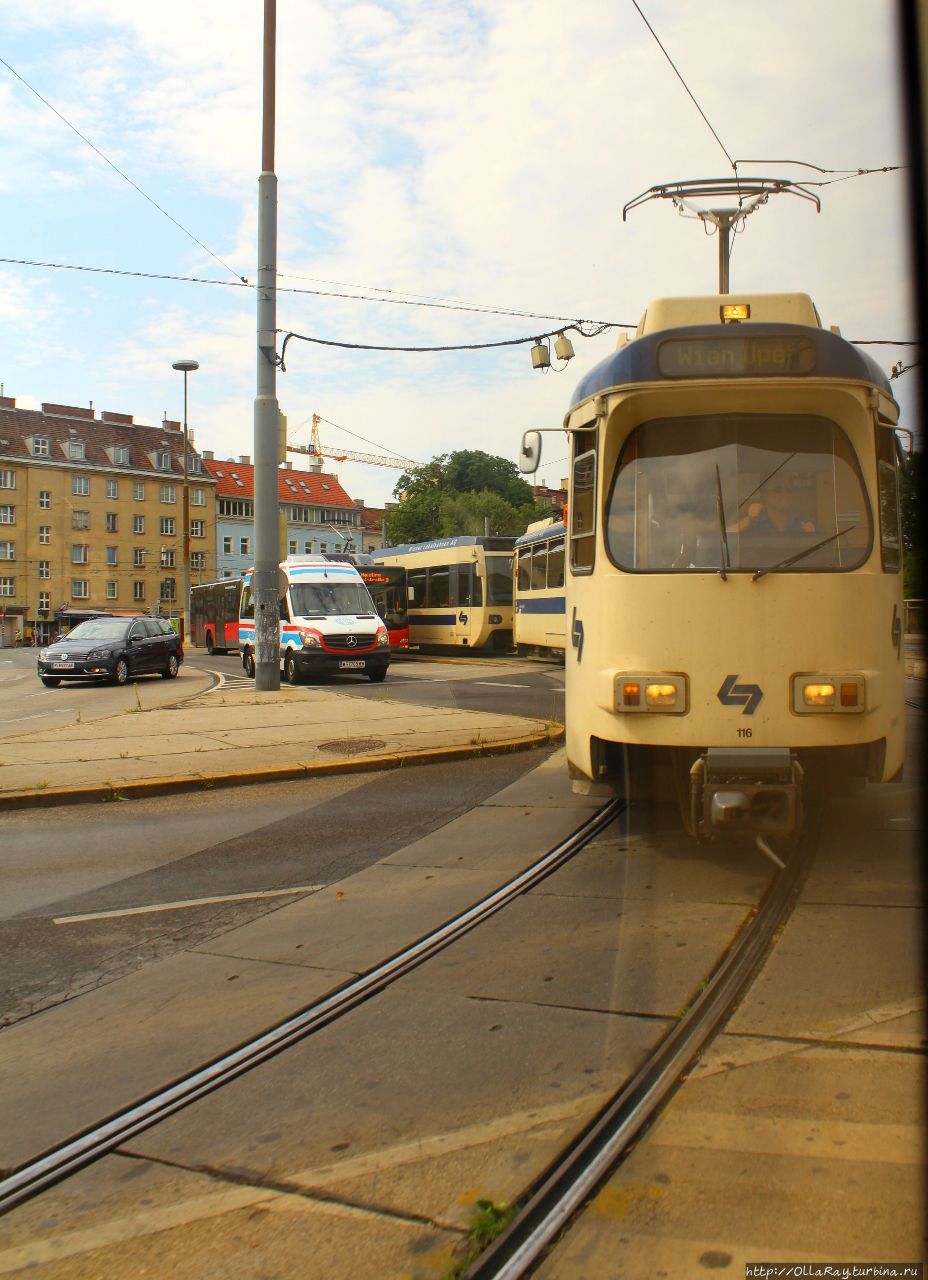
[338,660,365,669]
[52,662,75,670]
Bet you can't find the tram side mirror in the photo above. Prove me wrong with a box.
[519,430,542,475]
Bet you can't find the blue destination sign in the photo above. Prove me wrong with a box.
[657,335,817,378]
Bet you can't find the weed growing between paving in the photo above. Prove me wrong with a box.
[444,1198,516,1279]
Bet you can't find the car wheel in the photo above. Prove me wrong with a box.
[367,667,388,683]
[284,650,300,684]
[40,676,61,688]
[206,632,215,655]
[112,658,129,686]
[162,653,179,679]
[243,649,256,679]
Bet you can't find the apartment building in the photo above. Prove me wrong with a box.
[204,454,362,577]
[0,397,215,645]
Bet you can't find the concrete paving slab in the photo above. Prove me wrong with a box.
[0,1152,458,1280]
[0,949,353,1169]
[192,863,505,973]
[402,892,747,1018]
[728,902,923,1038]
[123,986,668,1199]
[538,1041,925,1275]
[800,828,925,907]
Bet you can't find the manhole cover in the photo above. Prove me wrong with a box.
[317,738,387,755]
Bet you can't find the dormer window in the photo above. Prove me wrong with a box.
[68,440,86,460]
[188,454,202,475]
[113,445,130,466]
[32,437,50,458]
[155,450,172,471]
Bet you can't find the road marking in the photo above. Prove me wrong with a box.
[0,709,75,724]
[53,884,325,924]
[474,681,530,688]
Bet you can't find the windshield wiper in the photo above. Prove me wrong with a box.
[752,525,857,581]
[714,464,731,581]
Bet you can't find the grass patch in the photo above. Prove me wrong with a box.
[443,1199,516,1279]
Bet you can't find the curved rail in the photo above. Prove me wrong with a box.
[0,799,622,1218]
[464,820,818,1280]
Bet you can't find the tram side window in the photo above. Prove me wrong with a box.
[570,450,597,572]
[876,429,902,572]
[407,567,426,606]
[428,566,451,608]
[517,545,532,592]
[455,563,481,607]
[531,544,547,590]
[547,537,565,587]
[486,556,513,605]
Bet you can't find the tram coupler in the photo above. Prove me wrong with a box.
[690,748,803,847]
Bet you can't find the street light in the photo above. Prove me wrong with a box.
[172,359,199,639]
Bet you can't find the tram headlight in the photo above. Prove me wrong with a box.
[614,672,688,714]
[792,674,865,713]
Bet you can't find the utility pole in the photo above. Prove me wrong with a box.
[253,0,281,690]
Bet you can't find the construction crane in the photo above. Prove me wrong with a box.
[286,413,417,471]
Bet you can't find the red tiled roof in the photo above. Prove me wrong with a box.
[203,458,355,506]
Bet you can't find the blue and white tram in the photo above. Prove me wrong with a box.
[514,519,566,660]
[525,292,906,854]
[373,536,515,650]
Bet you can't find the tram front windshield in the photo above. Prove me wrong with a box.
[485,554,514,604]
[605,414,872,574]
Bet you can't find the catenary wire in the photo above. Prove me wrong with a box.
[0,56,247,285]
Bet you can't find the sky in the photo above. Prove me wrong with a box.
[0,0,920,510]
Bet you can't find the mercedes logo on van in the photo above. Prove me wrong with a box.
[346,636,358,648]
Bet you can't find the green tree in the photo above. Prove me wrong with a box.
[439,489,538,537]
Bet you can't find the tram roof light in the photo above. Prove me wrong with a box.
[721,303,751,322]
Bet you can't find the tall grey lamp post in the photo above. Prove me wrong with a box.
[172,359,199,639]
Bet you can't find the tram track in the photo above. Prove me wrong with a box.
[462,816,820,1280]
[0,798,622,1218]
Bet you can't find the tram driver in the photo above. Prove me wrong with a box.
[729,472,816,539]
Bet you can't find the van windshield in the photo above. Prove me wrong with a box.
[290,583,375,617]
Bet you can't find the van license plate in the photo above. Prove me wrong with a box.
[338,660,365,669]
[52,662,76,670]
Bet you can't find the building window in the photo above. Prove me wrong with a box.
[38,560,50,579]
[289,540,297,555]
[161,577,176,601]
[68,440,86,460]
[0,541,14,561]
[72,475,90,496]
[39,490,51,510]
[161,549,176,568]
[0,505,14,525]
[160,517,176,536]
[133,514,145,534]
[0,576,14,597]
[72,544,89,564]
[188,453,202,475]
[114,445,130,466]
[222,537,232,554]
[191,552,206,570]
[105,512,118,532]
[39,525,50,545]
[0,469,15,489]
[39,591,50,611]
[160,484,176,504]
[72,511,89,530]
[190,519,205,538]
[32,437,50,457]
[106,581,118,600]
[240,537,250,556]
[133,547,146,567]
[156,450,172,471]
[105,479,118,499]
[218,498,254,518]
[304,540,313,553]
[133,481,145,501]
[71,579,89,599]
[191,488,206,507]
[133,581,145,601]
[106,547,118,565]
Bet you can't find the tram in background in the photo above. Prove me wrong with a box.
[522,292,906,858]
[355,565,410,652]
[190,578,244,653]
[514,518,566,660]
[373,536,516,650]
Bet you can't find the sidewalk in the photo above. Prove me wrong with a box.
[0,684,561,810]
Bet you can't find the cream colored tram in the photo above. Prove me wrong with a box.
[514,518,567,659]
[532,293,906,854]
